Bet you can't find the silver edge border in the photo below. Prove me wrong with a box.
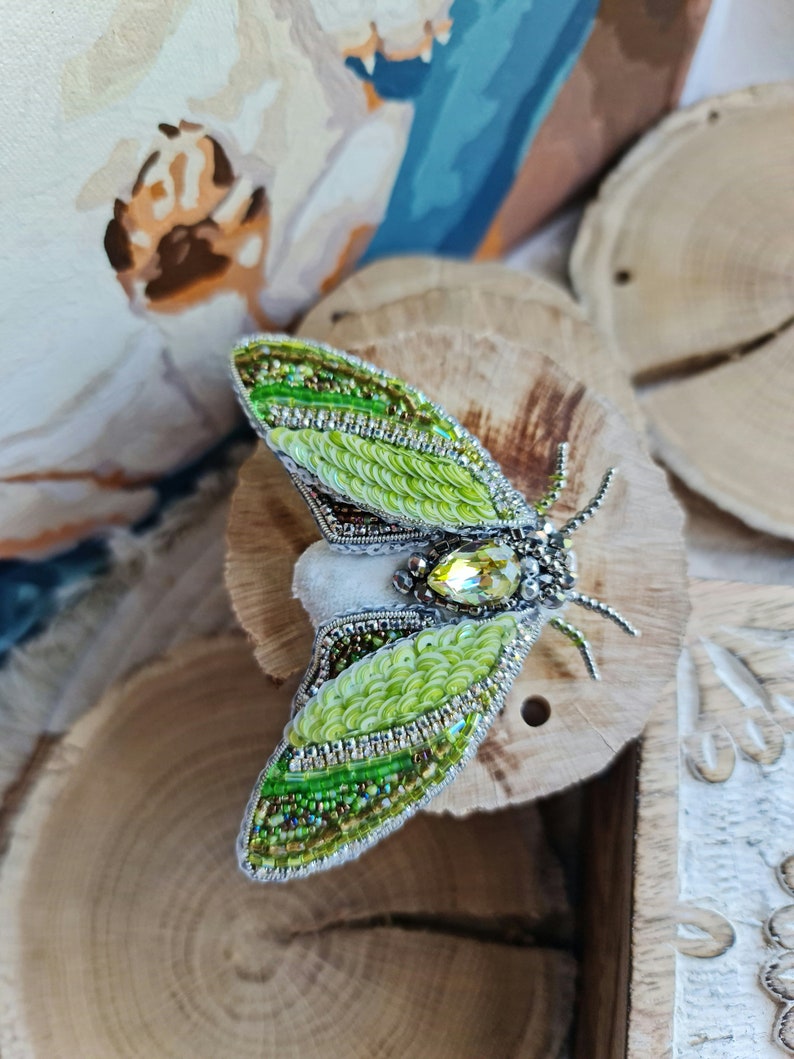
[229,332,532,529]
[236,612,545,883]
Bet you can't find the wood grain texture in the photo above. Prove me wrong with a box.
[0,635,575,1059]
[628,693,678,1059]
[644,327,794,541]
[300,255,578,330]
[571,83,794,378]
[672,478,794,589]
[225,449,316,682]
[300,255,643,429]
[629,579,794,1058]
[225,327,688,814]
[570,83,794,539]
[575,742,638,1059]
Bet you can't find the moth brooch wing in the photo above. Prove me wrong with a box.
[231,335,638,880]
[239,607,542,880]
[231,334,535,551]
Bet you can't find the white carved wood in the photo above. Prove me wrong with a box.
[631,579,794,1057]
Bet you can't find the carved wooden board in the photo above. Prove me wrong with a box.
[630,579,794,1057]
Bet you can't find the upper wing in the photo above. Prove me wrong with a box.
[231,334,533,548]
[238,607,542,880]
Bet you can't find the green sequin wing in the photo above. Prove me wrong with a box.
[231,334,532,545]
[239,609,541,880]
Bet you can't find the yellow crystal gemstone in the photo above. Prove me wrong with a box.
[427,539,521,606]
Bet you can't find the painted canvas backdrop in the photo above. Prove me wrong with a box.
[0,0,707,653]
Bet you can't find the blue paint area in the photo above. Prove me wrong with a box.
[0,425,252,664]
[364,0,598,259]
[0,542,109,656]
[346,53,432,101]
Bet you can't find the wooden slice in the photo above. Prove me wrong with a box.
[570,84,794,539]
[673,476,794,588]
[301,255,642,429]
[226,449,317,681]
[574,743,638,1059]
[225,328,688,813]
[644,327,794,541]
[300,255,578,332]
[571,83,794,378]
[0,636,575,1059]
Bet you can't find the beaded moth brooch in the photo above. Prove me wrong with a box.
[231,335,638,881]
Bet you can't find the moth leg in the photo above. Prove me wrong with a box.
[549,616,600,681]
[561,466,616,535]
[533,442,569,514]
[568,591,640,638]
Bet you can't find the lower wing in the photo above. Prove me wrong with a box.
[239,607,542,880]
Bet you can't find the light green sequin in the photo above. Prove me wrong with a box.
[270,426,499,527]
[286,614,519,746]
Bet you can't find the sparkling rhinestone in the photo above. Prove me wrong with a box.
[426,539,521,606]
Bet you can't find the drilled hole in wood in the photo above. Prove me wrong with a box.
[521,695,551,727]
[613,269,632,285]
[708,109,720,123]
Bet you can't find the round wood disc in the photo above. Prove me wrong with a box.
[570,83,794,539]
[301,255,642,429]
[0,636,575,1059]
[643,327,794,540]
[226,328,688,813]
[300,255,578,333]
